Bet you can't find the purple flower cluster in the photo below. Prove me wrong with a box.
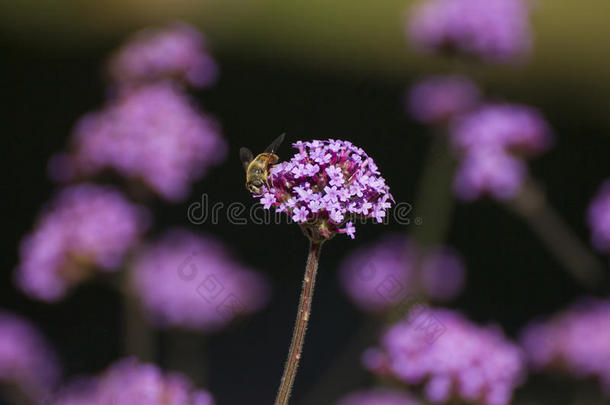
[520,299,610,395]
[131,229,270,332]
[339,234,465,313]
[51,358,214,405]
[107,22,218,89]
[449,104,552,201]
[408,0,532,62]
[257,139,393,240]
[587,180,610,253]
[0,311,60,400]
[52,83,227,201]
[335,388,421,405]
[15,184,149,301]
[407,75,481,125]
[364,309,525,405]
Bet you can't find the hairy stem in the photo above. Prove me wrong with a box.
[274,240,323,405]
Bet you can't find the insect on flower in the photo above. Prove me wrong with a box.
[239,133,286,195]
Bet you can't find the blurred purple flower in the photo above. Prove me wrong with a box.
[0,311,60,400]
[335,388,421,405]
[131,229,270,332]
[407,75,481,125]
[339,235,466,313]
[107,22,218,88]
[53,83,227,201]
[449,104,551,201]
[450,104,553,157]
[453,149,527,201]
[587,180,610,253]
[365,308,525,405]
[408,0,532,62]
[15,184,150,301]
[51,358,214,405]
[256,139,393,241]
[520,299,610,395]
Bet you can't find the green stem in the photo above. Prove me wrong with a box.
[508,179,605,288]
[122,271,155,361]
[274,240,323,405]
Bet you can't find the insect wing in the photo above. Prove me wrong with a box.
[264,133,286,154]
[239,147,254,171]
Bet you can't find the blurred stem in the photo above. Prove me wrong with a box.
[167,330,207,386]
[274,240,323,405]
[0,384,37,405]
[508,179,605,288]
[121,270,155,361]
[412,131,456,248]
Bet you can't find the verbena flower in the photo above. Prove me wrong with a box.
[449,104,551,201]
[408,0,532,63]
[453,149,527,201]
[407,75,481,125]
[335,388,421,405]
[0,311,60,401]
[450,104,552,157]
[338,235,465,313]
[131,229,270,332]
[587,180,610,253]
[15,184,150,301]
[365,308,525,405]
[51,358,214,405]
[107,22,218,89]
[257,139,393,241]
[520,299,610,395]
[51,83,227,201]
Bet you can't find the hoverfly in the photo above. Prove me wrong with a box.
[239,133,286,195]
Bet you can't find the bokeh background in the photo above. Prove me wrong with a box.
[2,1,610,404]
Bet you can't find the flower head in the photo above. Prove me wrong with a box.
[339,235,465,313]
[131,229,270,332]
[587,180,610,253]
[0,311,60,400]
[449,104,551,201]
[365,309,525,405]
[520,299,610,395]
[335,388,421,405]
[107,22,218,88]
[407,75,481,125]
[450,104,553,157]
[255,139,393,241]
[408,0,532,63]
[453,149,527,201]
[15,184,150,301]
[51,358,213,405]
[53,83,227,201]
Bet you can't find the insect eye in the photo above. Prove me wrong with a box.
[253,180,263,187]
